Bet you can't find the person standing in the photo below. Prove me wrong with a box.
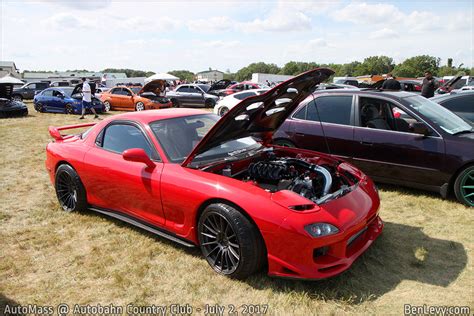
[79,77,99,119]
[421,71,438,98]
[381,73,401,90]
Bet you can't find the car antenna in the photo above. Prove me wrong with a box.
[312,95,331,155]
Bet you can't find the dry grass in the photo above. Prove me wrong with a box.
[1,103,473,315]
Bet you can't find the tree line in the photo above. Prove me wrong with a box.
[23,55,472,82]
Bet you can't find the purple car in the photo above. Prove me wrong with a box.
[273,90,474,206]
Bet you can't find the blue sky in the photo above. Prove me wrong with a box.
[1,0,472,73]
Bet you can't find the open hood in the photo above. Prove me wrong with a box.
[0,83,14,99]
[138,79,165,95]
[209,79,232,92]
[72,82,97,96]
[182,67,334,167]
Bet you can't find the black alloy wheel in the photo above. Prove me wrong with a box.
[55,164,87,212]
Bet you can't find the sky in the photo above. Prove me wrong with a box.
[0,0,473,73]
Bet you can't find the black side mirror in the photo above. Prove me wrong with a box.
[409,122,430,136]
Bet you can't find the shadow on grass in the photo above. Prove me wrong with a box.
[83,207,467,304]
[0,294,22,315]
[245,221,467,303]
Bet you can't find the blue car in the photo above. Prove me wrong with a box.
[33,86,105,114]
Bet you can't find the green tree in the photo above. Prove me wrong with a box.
[393,55,440,77]
[168,70,195,82]
[279,61,319,76]
[101,68,155,77]
[355,56,394,75]
[234,62,280,81]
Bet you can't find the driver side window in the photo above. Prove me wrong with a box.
[99,124,154,158]
[359,97,426,134]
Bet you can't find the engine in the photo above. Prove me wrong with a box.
[246,158,336,204]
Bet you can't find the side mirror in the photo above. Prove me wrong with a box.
[122,148,155,168]
[409,122,430,136]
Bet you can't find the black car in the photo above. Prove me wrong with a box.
[431,91,474,124]
[12,81,50,101]
[0,83,28,118]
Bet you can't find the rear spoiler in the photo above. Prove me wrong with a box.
[48,122,96,140]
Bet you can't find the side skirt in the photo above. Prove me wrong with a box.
[89,207,196,248]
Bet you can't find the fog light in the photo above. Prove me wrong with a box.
[304,223,339,238]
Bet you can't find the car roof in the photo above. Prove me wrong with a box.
[313,89,417,99]
[101,108,210,124]
[431,90,474,101]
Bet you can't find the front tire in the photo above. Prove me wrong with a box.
[65,104,74,114]
[34,102,44,112]
[171,99,180,108]
[135,101,145,111]
[205,99,215,108]
[55,164,87,212]
[12,94,23,102]
[454,165,474,207]
[103,101,111,112]
[198,203,265,279]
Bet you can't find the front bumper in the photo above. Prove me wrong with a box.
[265,178,383,280]
[147,101,173,110]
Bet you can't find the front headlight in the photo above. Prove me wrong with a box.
[304,223,339,238]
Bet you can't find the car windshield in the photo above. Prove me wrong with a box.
[404,95,473,134]
[197,84,210,93]
[150,113,261,164]
[130,87,141,94]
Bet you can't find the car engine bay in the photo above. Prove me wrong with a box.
[205,149,360,205]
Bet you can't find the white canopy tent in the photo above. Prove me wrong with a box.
[0,74,24,84]
[144,73,179,83]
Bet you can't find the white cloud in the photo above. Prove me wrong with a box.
[187,16,235,32]
[199,40,240,49]
[118,16,181,31]
[39,0,112,10]
[41,13,86,29]
[369,28,400,39]
[332,2,403,24]
[241,11,311,32]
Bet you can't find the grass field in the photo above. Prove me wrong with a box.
[1,103,473,315]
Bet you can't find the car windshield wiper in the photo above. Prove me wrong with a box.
[452,129,473,135]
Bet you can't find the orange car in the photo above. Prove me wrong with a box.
[100,80,172,111]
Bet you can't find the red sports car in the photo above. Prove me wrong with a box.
[218,81,267,96]
[45,68,383,280]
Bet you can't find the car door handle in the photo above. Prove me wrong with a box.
[295,133,306,137]
[360,141,373,146]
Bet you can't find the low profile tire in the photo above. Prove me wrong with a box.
[219,107,229,117]
[198,203,265,279]
[135,102,145,111]
[454,165,474,207]
[34,103,44,112]
[273,139,295,147]
[171,99,180,108]
[55,164,87,212]
[65,104,74,114]
[12,95,23,102]
[103,101,111,112]
[205,99,215,108]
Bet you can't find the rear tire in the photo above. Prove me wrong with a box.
[198,203,265,279]
[219,107,229,117]
[454,165,474,207]
[34,103,44,112]
[55,164,87,212]
[273,139,295,147]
